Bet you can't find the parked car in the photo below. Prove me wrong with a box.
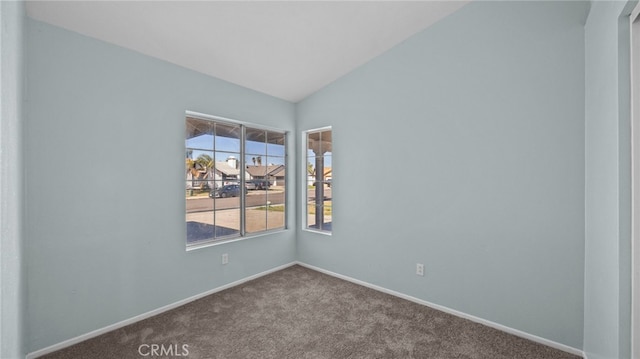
[247,179,271,190]
[210,184,243,198]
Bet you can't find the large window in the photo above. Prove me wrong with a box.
[305,128,332,233]
[186,114,286,246]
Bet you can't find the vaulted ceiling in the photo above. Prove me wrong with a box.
[26,1,470,102]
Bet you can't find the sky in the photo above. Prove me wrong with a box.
[186,134,286,166]
[186,133,332,169]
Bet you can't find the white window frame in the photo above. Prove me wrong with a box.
[302,126,332,235]
[185,111,288,249]
[631,4,640,357]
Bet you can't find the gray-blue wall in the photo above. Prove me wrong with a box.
[1,1,25,358]
[25,19,296,352]
[584,1,635,358]
[19,0,640,356]
[296,1,587,349]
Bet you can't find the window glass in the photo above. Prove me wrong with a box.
[305,128,332,233]
[186,115,286,246]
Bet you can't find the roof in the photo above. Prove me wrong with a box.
[309,167,331,177]
[215,161,241,176]
[272,167,285,177]
[246,165,285,177]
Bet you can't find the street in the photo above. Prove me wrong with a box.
[187,190,285,213]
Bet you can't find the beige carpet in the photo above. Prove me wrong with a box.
[40,265,580,359]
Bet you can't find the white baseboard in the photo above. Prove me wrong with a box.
[295,261,585,358]
[26,262,297,359]
[26,261,585,359]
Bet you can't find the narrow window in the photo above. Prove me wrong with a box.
[305,128,332,233]
[186,114,287,246]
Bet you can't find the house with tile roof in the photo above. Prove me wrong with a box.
[246,165,286,187]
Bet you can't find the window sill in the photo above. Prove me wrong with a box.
[302,228,332,236]
[186,228,288,251]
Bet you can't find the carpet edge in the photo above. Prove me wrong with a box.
[26,261,298,359]
[295,261,585,358]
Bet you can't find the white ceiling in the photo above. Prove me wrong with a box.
[25,1,470,103]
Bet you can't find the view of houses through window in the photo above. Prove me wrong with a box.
[306,128,332,233]
[186,115,286,245]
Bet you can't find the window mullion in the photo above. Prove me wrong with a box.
[240,125,246,236]
[212,124,217,239]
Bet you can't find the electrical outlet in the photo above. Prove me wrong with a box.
[222,253,229,265]
[416,263,424,276]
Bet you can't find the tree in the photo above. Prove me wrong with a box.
[186,158,200,190]
[195,154,214,189]
[256,156,262,166]
[196,154,213,170]
[186,158,197,176]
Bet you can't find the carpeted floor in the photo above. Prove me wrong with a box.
[41,265,580,359]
